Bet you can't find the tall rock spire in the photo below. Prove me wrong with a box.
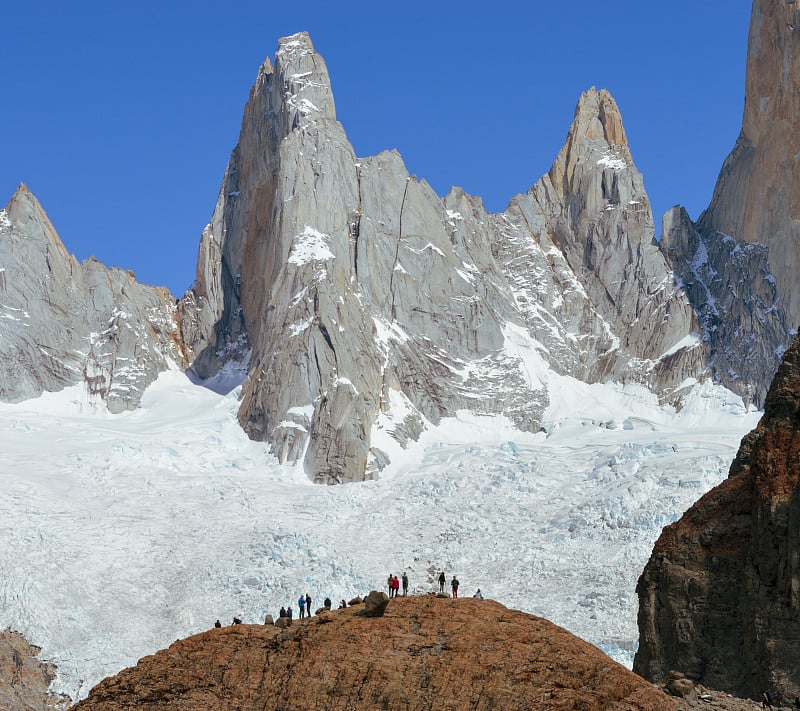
[180,39,708,484]
[658,0,797,407]
[701,0,800,328]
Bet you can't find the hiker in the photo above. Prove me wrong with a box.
[339,600,347,609]
[392,575,400,598]
[324,597,332,609]
[298,595,306,619]
[214,619,222,628]
[287,606,293,624]
[279,606,286,618]
[762,690,774,709]
[387,573,394,598]
[451,576,460,598]
[402,571,409,596]
[233,617,242,624]
[306,593,313,617]
[473,588,483,599]
[438,571,446,592]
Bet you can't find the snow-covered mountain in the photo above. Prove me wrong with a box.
[0,364,759,701]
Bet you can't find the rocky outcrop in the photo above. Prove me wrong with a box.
[634,331,800,701]
[74,596,676,710]
[181,33,706,483]
[660,0,800,407]
[0,629,70,710]
[0,185,187,411]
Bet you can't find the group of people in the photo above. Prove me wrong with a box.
[386,572,409,598]
[214,571,486,631]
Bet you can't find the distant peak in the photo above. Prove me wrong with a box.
[276,31,315,55]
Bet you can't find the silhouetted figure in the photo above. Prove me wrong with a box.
[438,571,446,592]
[762,690,774,709]
[233,617,242,625]
[287,606,293,625]
[306,593,312,617]
[214,619,222,628]
[387,573,394,598]
[324,597,332,609]
[339,599,347,609]
[279,606,286,618]
[392,575,400,598]
[402,571,408,596]
[451,576,460,598]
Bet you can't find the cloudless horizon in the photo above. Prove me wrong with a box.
[2,1,751,295]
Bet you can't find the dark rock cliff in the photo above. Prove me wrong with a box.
[634,331,800,701]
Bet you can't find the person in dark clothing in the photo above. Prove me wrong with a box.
[451,576,460,598]
[306,593,312,616]
[438,571,446,593]
[214,619,222,628]
[339,600,347,608]
[279,606,286,618]
[324,597,332,609]
[762,690,774,709]
[401,571,409,596]
[233,617,242,624]
[387,574,394,598]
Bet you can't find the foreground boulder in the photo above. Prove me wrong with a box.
[634,332,800,701]
[74,597,674,710]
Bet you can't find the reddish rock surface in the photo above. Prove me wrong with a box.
[74,596,674,710]
[635,333,800,702]
[0,629,70,710]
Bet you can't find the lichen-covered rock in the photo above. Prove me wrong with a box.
[634,331,800,701]
[74,597,675,711]
[0,185,187,411]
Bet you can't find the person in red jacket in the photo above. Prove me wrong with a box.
[392,575,400,597]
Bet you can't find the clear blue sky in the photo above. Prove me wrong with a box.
[1,1,751,295]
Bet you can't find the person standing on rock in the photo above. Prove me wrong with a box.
[438,571,446,593]
[305,593,312,617]
[392,575,400,598]
[402,571,409,596]
[387,573,395,598]
[473,588,483,599]
[287,606,293,625]
[298,595,306,619]
[324,597,332,609]
[279,606,286,618]
[451,575,460,598]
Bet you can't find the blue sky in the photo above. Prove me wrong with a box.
[1,1,751,295]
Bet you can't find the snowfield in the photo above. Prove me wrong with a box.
[0,370,760,701]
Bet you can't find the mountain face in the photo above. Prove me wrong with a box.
[634,329,800,701]
[180,32,705,483]
[73,597,677,711]
[0,185,187,412]
[659,0,799,407]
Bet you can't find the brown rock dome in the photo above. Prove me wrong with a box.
[74,596,674,710]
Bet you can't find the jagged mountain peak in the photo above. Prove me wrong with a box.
[571,86,628,147]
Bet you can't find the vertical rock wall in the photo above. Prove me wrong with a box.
[634,331,800,701]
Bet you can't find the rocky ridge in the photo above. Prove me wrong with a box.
[0,185,187,412]
[73,596,676,710]
[634,330,800,701]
